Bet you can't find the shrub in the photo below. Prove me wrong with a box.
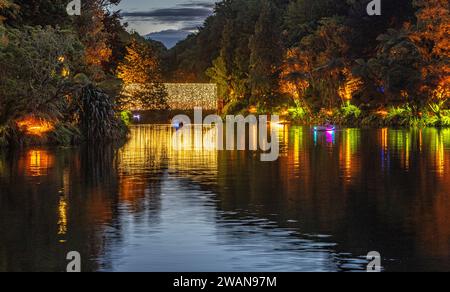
[120,111,132,126]
[288,106,308,121]
[386,106,413,126]
[341,103,362,119]
[361,112,384,127]
[440,115,450,127]
[421,112,439,127]
[434,110,450,127]
[75,84,128,143]
[0,26,83,129]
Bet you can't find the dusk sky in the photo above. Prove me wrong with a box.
[117,0,217,48]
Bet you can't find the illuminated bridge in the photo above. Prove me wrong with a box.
[164,83,218,111]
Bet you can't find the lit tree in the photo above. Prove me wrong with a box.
[280,48,310,108]
[206,56,229,106]
[0,26,83,129]
[294,17,353,110]
[74,1,113,80]
[410,0,449,103]
[117,38,168,110]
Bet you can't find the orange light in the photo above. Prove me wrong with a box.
[26,150,54,177]
[339,70,362,101]
[377,110,388,117]
[61,67,70,77]
[249,106,257,114]
[17,117,54,137]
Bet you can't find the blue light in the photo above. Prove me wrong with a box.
[172,119,183,130]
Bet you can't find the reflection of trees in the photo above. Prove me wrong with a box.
[1,126,449,271]
[214,127,450,271]
[0,125,221,271]
[0,140,167,271]
[0,149,74,271]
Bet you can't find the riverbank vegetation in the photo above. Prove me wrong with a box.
[0,0,167,147]
[165,0,449,127]
[0,0,448,146]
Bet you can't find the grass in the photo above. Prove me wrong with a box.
[287,102,450,128]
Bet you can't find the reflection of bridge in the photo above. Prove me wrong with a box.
[164,83,218,110]
[117,125,218,177]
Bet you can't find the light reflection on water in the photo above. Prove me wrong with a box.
[0,125,449,272]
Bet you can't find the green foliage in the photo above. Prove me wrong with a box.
[76,85,128,143]
[426,103,450,127]
[117,38,169,110]
[166,0,436,125]
[295,16,353,109]
[386,106,414,126]
[428,100,448,119]
[0,26,83,126]
[130,83,169,111]
[439,114,450,127]
[361,112,385,127]
[120,111,132,126]
[206,56,229,102]
[341,103,362,119]
[288,106,308,121]
[0,0,132,147]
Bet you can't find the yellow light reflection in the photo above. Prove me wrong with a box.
[118,125,218,181]
[27,150,54,177]
[293,128,301,169]
[57,196,68,237]
[340,129,360,184]
[381,128,388,151]
[389,130,411,171]
[405,133,410,170]
[419,129,423,152]
[435,132,445,177]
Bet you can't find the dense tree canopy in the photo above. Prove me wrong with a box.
[0,0,166,146]
[117,38,168,110]
[165,0,448,120]
[1,0,449,137]
[0,26,82,124]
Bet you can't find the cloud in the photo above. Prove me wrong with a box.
[121,5,214,23]
[120,1,216,47]
[177,1,217,9]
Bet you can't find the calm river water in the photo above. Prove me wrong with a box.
[0,125,449,272]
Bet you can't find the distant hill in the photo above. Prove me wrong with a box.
[145,30,192,49]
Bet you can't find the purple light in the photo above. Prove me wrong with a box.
[326,130,335,144]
